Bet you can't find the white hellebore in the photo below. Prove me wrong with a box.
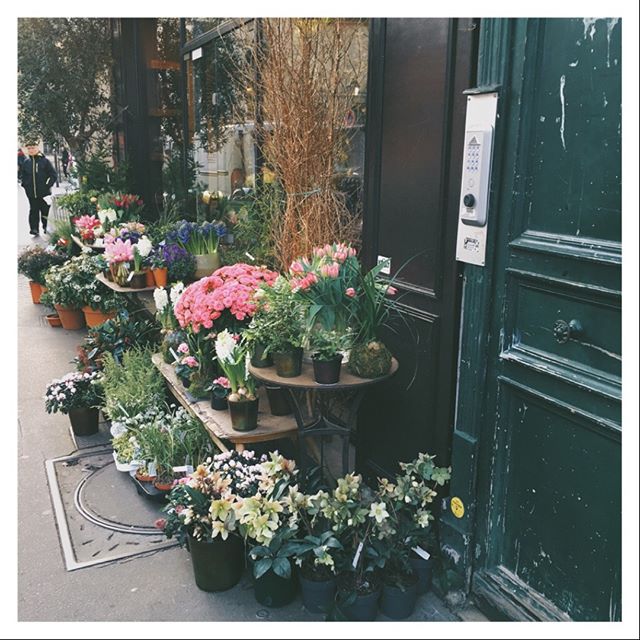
[98,208,118,224]
[369,501,389,524]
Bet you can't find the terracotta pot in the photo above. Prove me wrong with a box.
[193,253,221,280]
[152,267,168,287]
[46,313,62,328]
[153,479,174,492]
[82,306,116,328]
[28,280,43,304]
[135,469,156,483]
[54,304,86,330]
[145,269,155,287]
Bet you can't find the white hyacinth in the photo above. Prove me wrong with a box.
[153,287,169,312]
[136,235,153,257]
[215,330,237,364]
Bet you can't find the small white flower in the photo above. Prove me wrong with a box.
[369,502,389,524]
[153,288,169,312]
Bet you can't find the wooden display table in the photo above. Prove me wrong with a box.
[95,272,156,293]
[71,235,105,252]
[151,353,298,454]
[249,358,398,476]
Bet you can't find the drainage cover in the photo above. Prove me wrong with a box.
[46,447,177,570]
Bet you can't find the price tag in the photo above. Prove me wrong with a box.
[412,546,431,561]
[352,541,364,568]
[450,496,465,519]
[127,271,134,282]
[147,461,157,477]
[169,347,180,363]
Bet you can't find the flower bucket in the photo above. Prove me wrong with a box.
[210,392,228,411]
[188,534,244,592]
[68,407,99,436]
[272,347,303,378]
[265,386,292,416]
[228,397,259,432]
[193,253,221,280]
[409,553,433,594]
[28,280,43,304]
[54,304,86,330]
[338,586,381,621]
[82,306,116,328]
[152,267,168,287]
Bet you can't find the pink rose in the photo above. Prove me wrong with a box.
[345,287,356,298]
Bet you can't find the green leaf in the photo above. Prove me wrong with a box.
[254,558,273,580]
[272,556,291,579]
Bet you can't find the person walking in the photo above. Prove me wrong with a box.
[18,141,57,237]
[60,147,70,178]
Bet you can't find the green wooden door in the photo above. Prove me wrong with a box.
[445,18,621,621]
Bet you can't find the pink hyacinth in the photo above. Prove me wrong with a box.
[105,238,134,264]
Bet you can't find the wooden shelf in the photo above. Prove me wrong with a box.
[151,353,298,453]
[95,272,156,293]
[71,235,105,252]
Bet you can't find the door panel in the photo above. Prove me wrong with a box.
[358,18,477,476]
[471,18,621,620]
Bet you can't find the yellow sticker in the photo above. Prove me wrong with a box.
[451,496,465,518]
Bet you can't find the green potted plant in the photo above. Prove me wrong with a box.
[308,328,352,384]
[17,245,67,303]
[376,453,451,619]
[257,276,306,377]
[111,431,137,472]
[348,258,399,379]
[208,376,230,410]
[82,289,124,327]
[215,330,258,431]
[44,371,104,436]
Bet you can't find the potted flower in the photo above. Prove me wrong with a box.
[82,290,123,327]
[73,214,103,245]
[166,219,227,279]
[236,452,300,607]
[111,431,138,472]
[104,237,134,287]
[148,247,168,287]
[209,376,230,411]
[290,489,344,613]
[376,453,451,619]
[289,242,360,334]
[215,330,258,431]
[157,450,269,592]
[130,235,153,289]
[17,245,67,303]
[158,243,196,284]
[44,371,104,436]
[308,328,352,384]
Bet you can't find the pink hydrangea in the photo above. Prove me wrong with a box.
[174,263,279,333]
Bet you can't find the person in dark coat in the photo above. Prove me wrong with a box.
[19,141,57,236]
[61,147,70,178]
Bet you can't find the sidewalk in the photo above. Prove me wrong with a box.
[16,190,484,626]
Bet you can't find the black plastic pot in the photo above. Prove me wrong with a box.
[312,355,343,384]
[272,347,303,377]
[338,586,381,621]
[300,574,337,613]
[129,272,147,289]
[254,568,297,608]
[379,575,419,620]
[188,534,244,592]
[265,386,292,416]
[210,391,228,411]
[250,342,273,368]
[68,407,99,436]
[409,553,433,594]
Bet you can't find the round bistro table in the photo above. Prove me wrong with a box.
[249,358,398,477]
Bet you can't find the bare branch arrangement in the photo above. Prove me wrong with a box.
[235,19,367,270]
